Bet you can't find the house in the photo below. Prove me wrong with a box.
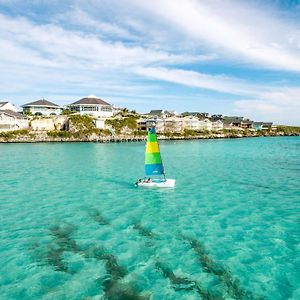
[198,118,213,131]
[148,110,177,118]
[68,95,113,118]
[148,110,163,117]
[146,118,164,133]
[182,116,199,130]
[262,122,273,130]
[22,99,62,116]
[241,119,253,129]
[252,122,264,131]
[164,117,183,133]
[0,101,18,112]
[212,120,224,131]
[0,110,29,131]
[223,116,243,129]
[137,119,147,131]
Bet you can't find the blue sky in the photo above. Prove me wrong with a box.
[0,0,300,124]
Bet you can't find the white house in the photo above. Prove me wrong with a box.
[212,120,223,131]
[182,116,199,130]
[0,101,18,112]
[22,99,62,116]
[164,117,183,133]
[146,118,164,133]
[198,118,213,131]
[68,95,113,118]
[0,110,29,131]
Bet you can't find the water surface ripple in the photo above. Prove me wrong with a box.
[0,137,299,299]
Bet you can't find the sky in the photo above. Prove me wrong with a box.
[0,0,300,125]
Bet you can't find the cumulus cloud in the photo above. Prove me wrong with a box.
[1,1,300,124]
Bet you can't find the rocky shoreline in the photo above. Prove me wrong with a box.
[0,131,299,143]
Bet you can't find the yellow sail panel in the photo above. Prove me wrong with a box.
[146,141,159,153]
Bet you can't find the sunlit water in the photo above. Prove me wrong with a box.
[0,137,299,300]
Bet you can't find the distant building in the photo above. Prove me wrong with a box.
[0,101,18,112]
[240,119,253,129]
[22,99,62,116]
[164,117,183,133]
[223,116,243,129]
[262,122,273,130]
[198,119,213,131]
[182,116,199,130]
[252,122,264,131]
[149,110,163,117]
[68,95,113,118]
[212,120,224,131]
[0,110,29,131]
[146,118,164,133]
[148,110,177,118]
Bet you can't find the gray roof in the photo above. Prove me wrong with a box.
[149,110,163,115]
[263,122,273,126]
[69,97,110,106]
[253,122,263,126]
[0,101,8,106]
[22,99,60,108]
[241,120,253,125]
[0,109,26,119]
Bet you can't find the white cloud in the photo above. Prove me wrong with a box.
[135,0,300,72]
[136,67,262,96]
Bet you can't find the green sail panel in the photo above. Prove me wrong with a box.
[145,127,164,176]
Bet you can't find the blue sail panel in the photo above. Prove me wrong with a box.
[145,163,164,176]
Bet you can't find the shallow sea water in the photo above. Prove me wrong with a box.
[0,137,299,300]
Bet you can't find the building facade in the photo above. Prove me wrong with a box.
[0,110,29,131]
[198,119,213,131]
[182,116,199,130]
[22,99,62,116]
[68,95,113,118]
[164,117,183,133]
[0,102,18,112]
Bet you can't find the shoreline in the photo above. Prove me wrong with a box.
[0,131,299,143]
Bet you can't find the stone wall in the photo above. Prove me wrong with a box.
[29,116,68,131]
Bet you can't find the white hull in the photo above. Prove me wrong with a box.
[136,179,175,188]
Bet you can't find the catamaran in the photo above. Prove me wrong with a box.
[135,127,175,188]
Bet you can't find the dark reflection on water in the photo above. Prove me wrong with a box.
[182,235,264,300]
[30,218,265,299]
[133,222,155,238]
[88,208,109,225]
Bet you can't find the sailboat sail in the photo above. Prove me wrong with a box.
[145,127,164,176]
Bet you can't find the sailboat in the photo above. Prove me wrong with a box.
[136,127,175,188]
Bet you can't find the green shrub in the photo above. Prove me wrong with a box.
[277,126,300,134]
[69,115,95,131]
[0,129,29,139]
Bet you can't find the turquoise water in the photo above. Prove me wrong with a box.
[0,137,299,300]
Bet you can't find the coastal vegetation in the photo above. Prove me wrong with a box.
[1,113,300,143]
[277,125,300,135]
[105,116,138,133]
[0,129,30,139]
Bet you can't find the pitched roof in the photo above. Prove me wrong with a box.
[69,95,110,106]
[149,110,163,115]
[0,101,8,106]
[0,109,26,118]
[22,99,60,107]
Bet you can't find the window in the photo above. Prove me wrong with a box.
[101,106,112,112]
